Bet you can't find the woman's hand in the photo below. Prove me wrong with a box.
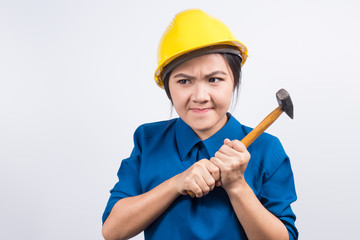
[210,139,250,192]
[174,159,220,198]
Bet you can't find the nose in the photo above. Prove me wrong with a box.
[191,82,210,103]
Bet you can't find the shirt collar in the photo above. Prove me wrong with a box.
[175,113,246,161]
[202,114,246,158]
[175,118,202,161]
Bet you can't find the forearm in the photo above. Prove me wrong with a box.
[102,177,180,240]
[226,182,289,240]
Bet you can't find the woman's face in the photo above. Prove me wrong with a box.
[169,53,234,140]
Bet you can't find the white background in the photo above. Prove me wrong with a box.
[1,0,359,239]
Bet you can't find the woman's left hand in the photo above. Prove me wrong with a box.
[210,139,250,192]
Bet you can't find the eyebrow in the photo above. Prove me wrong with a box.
[205,71,228,79]
[172,71,228,79]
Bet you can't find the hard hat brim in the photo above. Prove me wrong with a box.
[160,45,242,85]
[155,41,248,88]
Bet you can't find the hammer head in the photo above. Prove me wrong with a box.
[276,88,294,119]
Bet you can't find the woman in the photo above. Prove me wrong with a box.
[102,9,298,240]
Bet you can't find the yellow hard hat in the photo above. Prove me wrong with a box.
[154,9,248,88]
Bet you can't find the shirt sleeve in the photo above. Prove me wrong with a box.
[102,126,143,224]
[260,138,299,240]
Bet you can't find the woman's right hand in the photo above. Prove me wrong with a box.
[174,159,221,198]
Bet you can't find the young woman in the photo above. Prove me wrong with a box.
[102,9,298,240]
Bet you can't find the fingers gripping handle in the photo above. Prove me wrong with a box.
[186,106,283,198]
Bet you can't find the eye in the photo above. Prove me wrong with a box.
[177,79,191,85]
[209,77,222,83]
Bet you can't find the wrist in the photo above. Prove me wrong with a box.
[168,174,182,197]
[225,179,251,197]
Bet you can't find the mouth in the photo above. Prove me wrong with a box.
[190,108,212,113]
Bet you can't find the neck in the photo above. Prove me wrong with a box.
[194,114,229,140]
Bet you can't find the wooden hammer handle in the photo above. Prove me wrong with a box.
[241,106,283,147]
[187,191,196,198]
[187,106,283,198]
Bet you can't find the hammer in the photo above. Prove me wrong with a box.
[187,88,294,198]
[241,88,294,147]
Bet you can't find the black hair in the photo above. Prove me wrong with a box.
[162,53,242,103]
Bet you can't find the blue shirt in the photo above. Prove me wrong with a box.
[102,114,298,239]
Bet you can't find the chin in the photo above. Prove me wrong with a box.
[190,121,215,132]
